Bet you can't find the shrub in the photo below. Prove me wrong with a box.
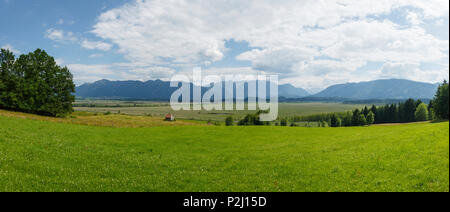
[237,111,269,126]
[225,116,234,126]
[320,121,329,127]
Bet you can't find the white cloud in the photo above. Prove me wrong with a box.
[1,44,20,54]
[80,0,449,88]
[45,28,77,42]
[435,18,445,26]
[379,62,449,83]
[81,40,112,51]
[237,47,318,74]
[305,20,448,64]
[89,54,104,58]
[54,58,65,65]
[67,63,176,84]
[406,11,423,26]
[407,0,449,19]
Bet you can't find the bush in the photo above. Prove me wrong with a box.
[280,119,288,126]
[225,116,234,126]
[238,111,268,126]
[415,103,429,122]
[330,115,339,127]
[319,121,329,127]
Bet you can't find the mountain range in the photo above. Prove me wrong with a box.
[312,79,439,100]
[75,79,439,101]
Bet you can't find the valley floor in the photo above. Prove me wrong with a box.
[0,112,448,192]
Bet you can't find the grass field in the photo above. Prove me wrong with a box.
[74,101,366,122]
[0,109,203,128]
[0,112,448,192]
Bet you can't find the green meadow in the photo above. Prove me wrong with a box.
[74,101,366,122]
[0,114,448,192]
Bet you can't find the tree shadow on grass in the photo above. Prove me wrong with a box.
[430,119,449,124]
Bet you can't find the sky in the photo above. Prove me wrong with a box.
[1,0,449,93]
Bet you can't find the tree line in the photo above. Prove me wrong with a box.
[226,80,448,127]
[0,48,75,117]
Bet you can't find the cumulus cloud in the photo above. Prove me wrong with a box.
[81,40,113,51]
[307,20,448,63]
[79,0,450,89]
[1,44,20,54]
[45,28,77,42]
[54,58,65,66]
[89,54,104,58]
[67,63,177,84]
[379,62,449,82]
[406,11,423,26]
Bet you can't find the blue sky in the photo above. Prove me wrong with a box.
[1,0,449,93]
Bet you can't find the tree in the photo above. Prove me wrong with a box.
[388,104,398,123]
[343,112,352,127]
[432,80,449,120]
[399,99,416,123]
[330,114,339,127]
[415,103,429,122]
[225,116,234,126]
[0,49,75,117]
[363,106,369,117]
[0,49,17,109]
[366,111,375,125]
[415,99,423,107]
[352,109,361,126]
[336,118,342,127]
[280,118,288,126]
[358,114,367,126]
[370,105,378,123]
[428,100,434,120]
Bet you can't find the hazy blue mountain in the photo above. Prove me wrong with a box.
[278,84,310,98]
[76,79,179,100]
[75,79,309,100]
[313,79,439,99]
